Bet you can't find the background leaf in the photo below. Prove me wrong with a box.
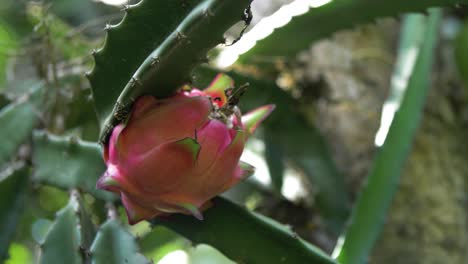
[333,9,442,264]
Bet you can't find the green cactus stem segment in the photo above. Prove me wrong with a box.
[88,0,203,125]
[99,0,251,143]
[152,197,336,264]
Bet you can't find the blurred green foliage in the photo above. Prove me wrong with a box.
[0,21,16,87]
[5,243,32,264]
[456,20,468,84]
[0,0,467,263]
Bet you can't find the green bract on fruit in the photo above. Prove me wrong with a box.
[97,74,274,224]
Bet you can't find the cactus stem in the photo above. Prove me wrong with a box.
[94,0,253,142]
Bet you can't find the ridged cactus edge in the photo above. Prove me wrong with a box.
[32,131,116,201]
[90,219,150,264]
[38,191,96,264]
[86,0,252,143]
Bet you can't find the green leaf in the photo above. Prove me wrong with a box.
[39,192,96,264]
[0,165,29,262]
[193,67,349,233]
[239,0,467,61]
[0,100,38,168]
[455,20,468,85]
[32,131,115,201]
[90,219,149,264]
[333,10,442,264]
[153,197,336,264]
[90,0,252,143]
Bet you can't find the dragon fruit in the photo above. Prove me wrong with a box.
[97,74,274,224]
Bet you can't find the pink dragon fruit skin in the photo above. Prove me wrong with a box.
[97,74,274,224]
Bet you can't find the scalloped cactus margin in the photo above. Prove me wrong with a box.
[38,191,96,264]
[97,0,251,143]
[86,0,252,143]
[90,219,149,264]
[32,131,115,201]
[87,0,202,126]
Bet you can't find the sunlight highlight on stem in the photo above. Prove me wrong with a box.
[98,0,128,6]
[374,15,426,147]
[215,0,333,68]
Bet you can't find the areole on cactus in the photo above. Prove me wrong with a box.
[96,74,274,224]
